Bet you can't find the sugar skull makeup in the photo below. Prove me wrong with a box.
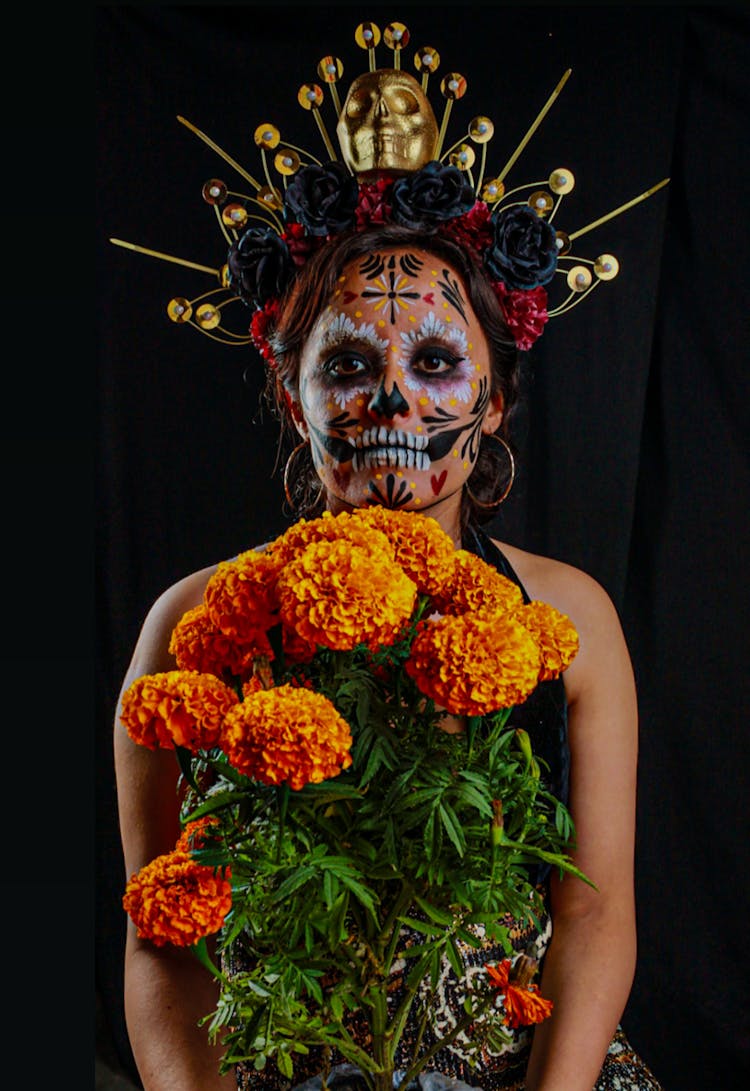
[294,248,504,519]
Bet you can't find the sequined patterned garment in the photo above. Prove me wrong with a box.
[230,527,661,1091]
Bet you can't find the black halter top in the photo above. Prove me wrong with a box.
[463,526,570,828]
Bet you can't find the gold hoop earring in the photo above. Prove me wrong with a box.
[283,439,311,506]
[465,433,516,509]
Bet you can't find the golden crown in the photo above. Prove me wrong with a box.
[110,17,668,353]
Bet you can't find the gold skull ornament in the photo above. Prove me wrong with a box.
[336,69,439,175]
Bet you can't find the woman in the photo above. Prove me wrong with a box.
[115,224,659,1090]
[113,19,665,1090]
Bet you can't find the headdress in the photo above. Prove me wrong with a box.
[110,17,668,358]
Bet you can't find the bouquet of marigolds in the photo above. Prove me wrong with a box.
[120,507,588,1091]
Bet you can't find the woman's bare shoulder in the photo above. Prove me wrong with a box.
[492,538,620,629]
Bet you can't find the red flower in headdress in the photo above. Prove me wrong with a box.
[250,299,280,367]
[438,200,494,257]
[492,281,549,351]
[355,178,393,230]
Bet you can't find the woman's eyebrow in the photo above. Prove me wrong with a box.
[319,313,389,353]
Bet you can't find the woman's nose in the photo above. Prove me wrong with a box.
[368,375,410,418]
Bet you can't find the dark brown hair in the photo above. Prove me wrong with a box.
[265,224,521,529]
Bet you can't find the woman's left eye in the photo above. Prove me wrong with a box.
[412,348,463,375]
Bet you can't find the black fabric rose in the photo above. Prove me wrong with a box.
[227,226,294,307]
[484,205,558,289]
[390,161,476,229]
[283,161,359,237]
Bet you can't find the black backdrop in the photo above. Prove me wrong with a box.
[95,7,750,1089]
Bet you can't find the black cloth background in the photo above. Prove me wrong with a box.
[95,7,750,1089]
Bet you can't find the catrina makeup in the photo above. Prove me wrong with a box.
[295,248,503,518]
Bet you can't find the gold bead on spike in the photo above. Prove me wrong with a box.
[435,72,467,159]
[384,22,410,69]
[594,254,619,280]
[297,83,337,160]
[555,230,572,256]
[449,143,476,171]
[317,56,344,116]
[274,149,301,176]
[195,303,221,330]
[221,204,248,229]
[254,123,280,149]
[414,45,440,92]
[528,190,554,216]
[167,298,193,324]
[354,22,381,71]
[549,168,574,194]
[567,266,593,292]
[202,179,227,205]
[481,178,505,204]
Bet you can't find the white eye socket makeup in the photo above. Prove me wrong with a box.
[400,313,473,404]
[314,313,390,407]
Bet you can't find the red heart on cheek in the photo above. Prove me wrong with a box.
[422,292,434,304]
[342,291,358,304]
[430,470,447,495]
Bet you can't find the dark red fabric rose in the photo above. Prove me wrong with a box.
[492,282,549,351]
[249,299,280,367]
[355,178,393,230]
[437,200,494,257]
[282,222,323,268]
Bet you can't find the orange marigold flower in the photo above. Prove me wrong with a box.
[269,510,394,567]
[221,683,353,790]
[119,670,239,751]
[431,549,524,617]
[169,603,271,679]
[404,613,541,716]
[485,958,554,1028]
[513,600,580,681]
[350,507,457,596]
[122,849,232,948]
[204,549,280,643]
[175,815,221,853]
[282,623,318,665]
[276,539,416,651]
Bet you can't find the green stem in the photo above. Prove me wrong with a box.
[398,992,497,1088]
[275,783,290,865]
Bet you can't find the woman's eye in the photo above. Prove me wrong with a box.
[323,352,369,378]
[413,348,463,375]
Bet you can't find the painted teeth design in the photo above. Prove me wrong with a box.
[352,447,431,471]
[354,426,428,451]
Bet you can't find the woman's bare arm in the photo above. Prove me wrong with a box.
[502,549,639,1091]
[114,565,237,1091]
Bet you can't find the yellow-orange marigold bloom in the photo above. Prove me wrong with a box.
[204,549,280,643]
[269,510,394,567]
[405,613,541,716]
[169,603,271,678]
[485,959,554,1028]
[123,849,232,948]
[431,549,524,617]
[513,600,580,681]
[119,670,239,751]
[276,539,417,651]
[175,816,220,854]
[350,507,457,596]
[221,684,353,790]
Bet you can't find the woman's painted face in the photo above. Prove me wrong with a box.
[294,248,504,519]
